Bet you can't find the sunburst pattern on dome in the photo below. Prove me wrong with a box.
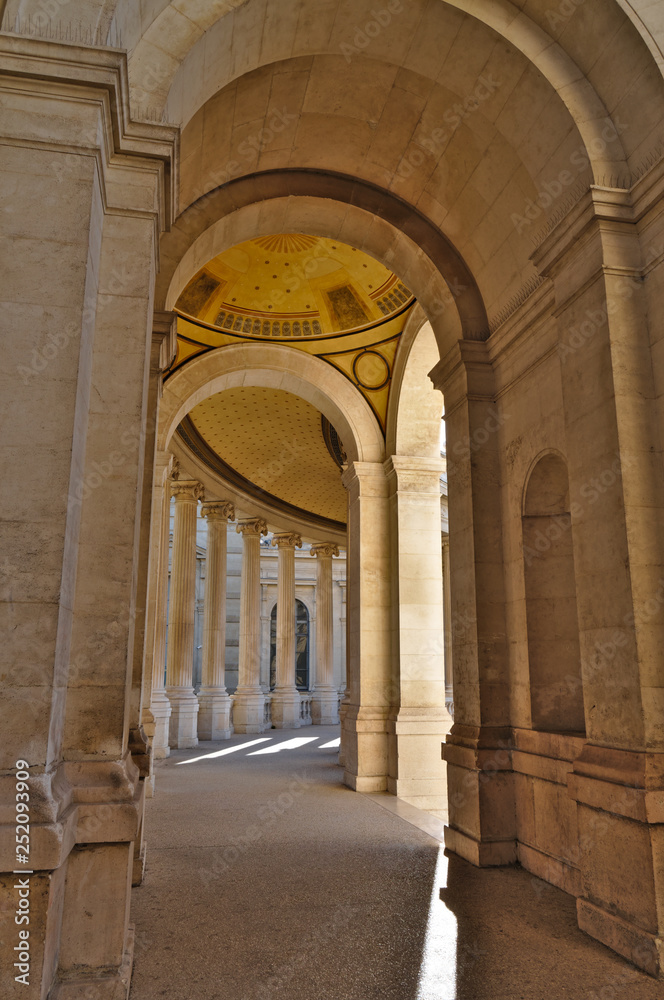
[253,234,319,254]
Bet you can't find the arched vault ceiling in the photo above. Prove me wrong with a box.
[175,233,414,336]
[182,385,348,526]
[111,0,664,177]
[170,233,416,432]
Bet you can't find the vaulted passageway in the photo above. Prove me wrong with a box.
[4,0,664,994]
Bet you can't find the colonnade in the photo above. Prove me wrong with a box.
[146,464,343,753]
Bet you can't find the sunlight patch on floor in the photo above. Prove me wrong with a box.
[247,736,319,755]
[416,845,457,999]
[175,738,271,764]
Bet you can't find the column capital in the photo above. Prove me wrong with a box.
[272,532,302,549]
[237,517,268,537]
[310,542,339,559]
[201,500,235,522]
[170,479,204,502]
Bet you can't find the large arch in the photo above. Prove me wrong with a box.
[4,0,664,992]
[160,173,483,341]
[159,339,385,465]
[110,0,650,188]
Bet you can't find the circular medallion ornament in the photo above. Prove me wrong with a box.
[353,350,390,390]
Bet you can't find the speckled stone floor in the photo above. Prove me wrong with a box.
[129,727,663,1000]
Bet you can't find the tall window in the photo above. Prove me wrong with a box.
[270,599,310,691]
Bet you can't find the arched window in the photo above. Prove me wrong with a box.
[295,599,310,690]
[269,600,310,691]
[522,453,585,734]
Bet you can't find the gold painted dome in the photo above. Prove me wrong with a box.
[175,233,414,339]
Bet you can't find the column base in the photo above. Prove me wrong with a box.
[577,898,663,978]
[568,743,664,978]
[341,705,389,792]
[150,690,171,758]
[443,824,517,866]
[338,696,349,767]
[311,686,340,725]
[50,925,134,1000]
[387,709,452,813]
[232,688,266,733]
[442,723,516,865]
[197,688,233,740]
[166,687,199,748]
[271,689,301,729]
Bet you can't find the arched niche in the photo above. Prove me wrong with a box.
[522,451,585,734]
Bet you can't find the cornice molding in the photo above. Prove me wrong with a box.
[0,32,177,233]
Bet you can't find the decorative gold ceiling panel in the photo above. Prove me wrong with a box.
[175,233,414,340]
[187,387,347,525]
[170,233,416,437]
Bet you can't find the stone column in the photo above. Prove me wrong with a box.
[233,518,268,732]
[0,36,177,998]
[311,543,340,724]
[198,501,235,740]
[165,479,204,748]
[148,456,178,761]
[133,318,178,799]
[271,532,303,729]
[442,536,454,717]
[385,456,450,812]
[341,462,392,792]
[430,342,514,863]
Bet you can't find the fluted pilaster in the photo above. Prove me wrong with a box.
[198,500,235,740]
[311,542,340,725]
[271,532,302,729]
[166,478,204,748]
[233,518,268,733]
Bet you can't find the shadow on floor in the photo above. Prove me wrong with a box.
[440,854,661,1000]
[128,729,662,1000]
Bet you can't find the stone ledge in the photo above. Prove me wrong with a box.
[0,755,143,871]
[443,825,517,866]
[512,749,574,785]
[577,898,663,978]
[517,841,582,897]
